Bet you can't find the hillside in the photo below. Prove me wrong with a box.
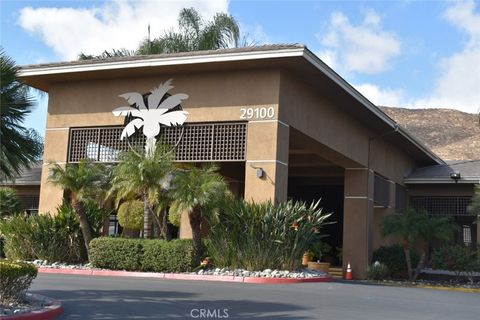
[380,107,480,161]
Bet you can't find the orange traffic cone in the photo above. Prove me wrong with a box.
[345,262,353,280]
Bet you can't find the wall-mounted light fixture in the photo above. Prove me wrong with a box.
[256,168,265,179]
[450,172,461,183]
[249,164,265,179]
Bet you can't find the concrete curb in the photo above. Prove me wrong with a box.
[414,285,480,293]
[38,267,334,284]
[1,294,63,320]
[341,279,480,293]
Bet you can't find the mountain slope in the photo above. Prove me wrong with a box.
[380,107,480,161]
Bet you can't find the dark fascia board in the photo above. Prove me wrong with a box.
[19,45,444,166]
[404,178,480,184]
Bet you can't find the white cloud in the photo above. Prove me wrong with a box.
[346,2,480,114]
[239,23,271,46]
[18,0,229,61]
[413,0,480,113]
[317,10,401,74]
[353,83,407,108]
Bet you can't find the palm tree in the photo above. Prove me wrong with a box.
[0,49,43,181]
[49,159,107,255]
[381,208,456,280]
[78,48,134,60]
[110,143,174,239]
[113,79,189,155]
[137,8,240,54]
[78,8,241,60]
[169,163,228,263]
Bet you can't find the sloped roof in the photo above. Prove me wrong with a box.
[18,44,444,166]
[405,160,480,184]
[21,44,304,69]
[0,162,42,186]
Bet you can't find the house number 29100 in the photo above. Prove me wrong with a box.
[240,107,275,120]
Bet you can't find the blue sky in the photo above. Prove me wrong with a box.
[1,0,479,136]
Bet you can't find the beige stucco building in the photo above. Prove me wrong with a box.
[19,45,479,278]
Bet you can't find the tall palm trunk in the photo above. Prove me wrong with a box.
[143,196,152,238]
[403,247,413,280]
[71,197,93,255]
[152,208,171,241]
[413,245,428,280]
[189,207,204,264]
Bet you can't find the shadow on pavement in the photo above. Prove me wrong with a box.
[35,289,313,319]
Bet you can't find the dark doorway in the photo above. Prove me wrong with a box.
[288,184,344,265]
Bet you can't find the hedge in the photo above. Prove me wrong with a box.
[0,260,38,304]
[142,239,195,273]
[89,238,195,273]
[89,238,143,271]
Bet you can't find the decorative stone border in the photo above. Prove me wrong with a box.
[1,294,63,320]
[38,267,334,284]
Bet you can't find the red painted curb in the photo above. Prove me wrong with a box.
[2,294,63,320]
[38,267,334,284]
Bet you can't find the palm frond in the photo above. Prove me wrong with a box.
[0,49,42,180]
[118,92,146,110]
[148,79,174,109]
[121,118,144,139]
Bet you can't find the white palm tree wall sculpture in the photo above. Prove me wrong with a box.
[112,79,189,156]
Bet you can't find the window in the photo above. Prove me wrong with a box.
[462,225,472,246]
[410,196,473,216]
[395,184,407,214]
[374,174,390,208]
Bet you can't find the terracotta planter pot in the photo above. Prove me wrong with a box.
[302,254,314,266]
[307,261,330,273]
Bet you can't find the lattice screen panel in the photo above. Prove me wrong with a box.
[410,196,473,216]
[69,123,246,163]
[213,124,247,161]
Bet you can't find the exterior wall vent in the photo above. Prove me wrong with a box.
[68,122,247,163]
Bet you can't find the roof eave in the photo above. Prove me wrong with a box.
[19,47,306,79]
[19,46,444,166]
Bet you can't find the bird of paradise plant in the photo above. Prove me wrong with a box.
[112,79,189,156]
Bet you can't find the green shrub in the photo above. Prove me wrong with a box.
[168,209,181,227]
[431,245,480,281]
[207,199,333,271]
[89,238,143,271]
[89,237,196,272]
[0,260,37,304]
[366,261,389,280]
[117,200,144,231]
[83,199,112,238]
[372,245,419,279]
[143,239,195,272]
[0,201,97,263]
[0,187,22,217]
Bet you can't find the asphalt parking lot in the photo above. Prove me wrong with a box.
[32,273,479,320]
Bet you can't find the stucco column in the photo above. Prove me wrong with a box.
[38,129,70,214]
[343,168,374,279]
[244,121,289,203]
